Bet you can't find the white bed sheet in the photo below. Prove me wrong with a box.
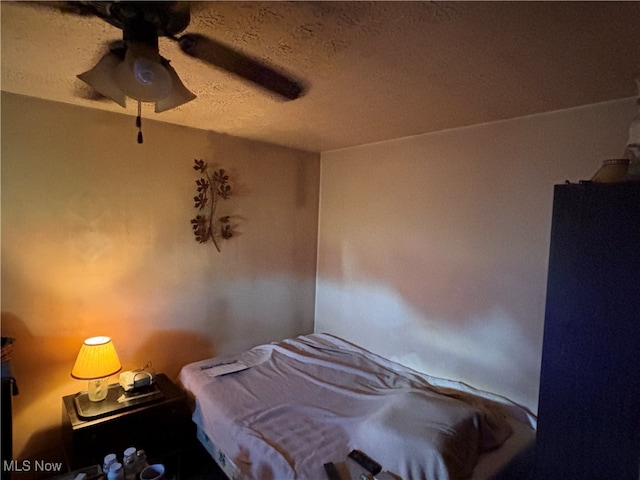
[179,333,536,480]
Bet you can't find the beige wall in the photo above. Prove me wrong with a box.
[316,98,636,413]
[2,91,636,459]
[1,92,320,458]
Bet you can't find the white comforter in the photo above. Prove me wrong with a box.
[179,333,534,480]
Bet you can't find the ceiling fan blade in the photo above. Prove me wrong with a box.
[35,2,192,37]
[176,33,305,100]
[29,1,114,20]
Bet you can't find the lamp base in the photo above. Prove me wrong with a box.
[87,377,109,402]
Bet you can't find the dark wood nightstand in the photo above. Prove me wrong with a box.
[61,374,194,471]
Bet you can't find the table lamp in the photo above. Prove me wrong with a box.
[71,336,122,402]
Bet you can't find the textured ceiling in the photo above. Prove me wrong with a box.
[2,1,640,152]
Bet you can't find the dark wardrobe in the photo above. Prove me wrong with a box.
[535,182,640,479]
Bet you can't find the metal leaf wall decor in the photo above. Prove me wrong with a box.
[190,158,235,252]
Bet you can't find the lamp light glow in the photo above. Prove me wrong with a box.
[115,42,173,102]
[71,336,122,402]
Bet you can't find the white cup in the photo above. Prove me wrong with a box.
[139,464,165,480]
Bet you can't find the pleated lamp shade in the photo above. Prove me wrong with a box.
[71,336,122,380]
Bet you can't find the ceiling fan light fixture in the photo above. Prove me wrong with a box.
[115,42,173,102]
[77,51,127,108]
[155,59,196,113]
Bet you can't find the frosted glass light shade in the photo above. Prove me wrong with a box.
[155,59,196,112]
[115,42,173,102]
[78,45,195,116]
[71,336,122,380]
[77,52,127,108]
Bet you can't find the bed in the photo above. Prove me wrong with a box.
[178,333,536,480]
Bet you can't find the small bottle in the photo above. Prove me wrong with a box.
[103,453,117,473]
[123,447,137,480]
[107,462,124,480]
[134,450,148,477]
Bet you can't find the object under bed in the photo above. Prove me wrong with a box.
[179,333,536,480]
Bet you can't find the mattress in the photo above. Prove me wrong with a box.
[179,333,536,480]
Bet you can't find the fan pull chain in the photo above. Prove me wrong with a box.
[136,101,143,144]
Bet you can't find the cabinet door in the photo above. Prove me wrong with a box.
[65,399,193,470]
[535,183,640,480]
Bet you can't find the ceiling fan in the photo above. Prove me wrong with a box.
[44,1,306,141]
